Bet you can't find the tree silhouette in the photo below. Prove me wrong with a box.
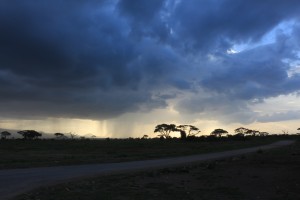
[179,130,187,140]
[18,130,42,139]
[234,127,249,136]
[211,129,228,137]
[154,124,178,139]
[259,131,269,136]
[141,135,149,139]
[235,127,266,137]
[54,133,66,139]
[235,127,261,136]
[69,133,78,139]
[177,125,200,139]
[248,130,260,136]
[1,131,11,139]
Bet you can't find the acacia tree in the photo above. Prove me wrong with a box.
[297,128,300,135]
[234,127,259,136]
[235,127,269,137]
[54,133,66,139]
[154,124,178,139]
[18,130,42,139]
[211,129,228,137]
[1,131,11,139]
[248,130,260,136]
[177,125,200,139]
[141,135,149,139]
[234,127,249,136]
[259,132,269,136]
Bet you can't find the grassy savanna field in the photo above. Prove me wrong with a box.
[10,136,299,200]
[0,135,294,169]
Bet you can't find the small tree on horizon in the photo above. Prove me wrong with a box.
[248,130,260,136]
[54,133,66,139]
[1,131,11,139]
[211,129,228,137]
[141,135,149,139]
[18,130,42,139]
[69,133,78,139]
[259,132,269,136]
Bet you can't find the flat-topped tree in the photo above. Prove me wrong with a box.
[177,125,201,139]
[243,129,259,136]
[18,130,42,139]
[235,127,259,136]
[211,129,228,137]
[1,131,11,139]
[154,124,178,139]
[141,135,148,139]
[259,132,269,136]
[54,133,66,139]
[249,130,260,136]
[234,127,250,136]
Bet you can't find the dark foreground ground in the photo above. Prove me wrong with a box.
[0,136,288,169]
[15,139,300,200]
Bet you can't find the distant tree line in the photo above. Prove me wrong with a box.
[153,124,286,140]
[0,130,97,140]
[154,124,201,140]
[0,126,299,140]
[17,130,42,139]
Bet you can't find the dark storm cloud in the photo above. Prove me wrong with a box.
[175,32,300,123]
[201,45,295,100]
[118,0,164,22]
[0,0,300,122]
[169,0,300,52]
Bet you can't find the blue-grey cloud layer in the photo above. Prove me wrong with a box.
[0,0,300,122]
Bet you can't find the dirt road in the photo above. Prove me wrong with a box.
[0,140,294,200]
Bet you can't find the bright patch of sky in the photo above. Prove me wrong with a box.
[228,20,296,54]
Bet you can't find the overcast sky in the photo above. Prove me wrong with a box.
[1,0,300,137]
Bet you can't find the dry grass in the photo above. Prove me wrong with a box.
[15,139,300,200]
[0,136,286,169]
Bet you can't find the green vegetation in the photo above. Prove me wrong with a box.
[0,135,296,169]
